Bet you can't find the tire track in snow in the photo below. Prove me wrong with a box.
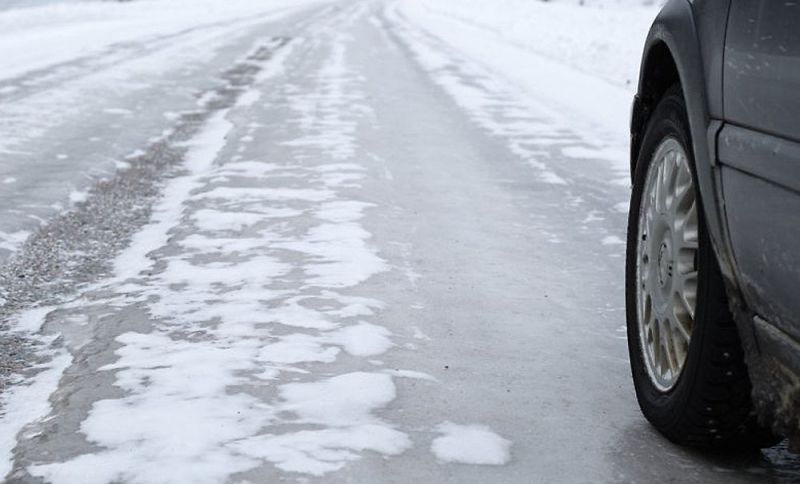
[5,4,514,481]
[26,9,412,480]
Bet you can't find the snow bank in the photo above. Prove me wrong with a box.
[399,0,657,90]
[394,0,659,145]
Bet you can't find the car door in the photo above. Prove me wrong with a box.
[719,0,800,340]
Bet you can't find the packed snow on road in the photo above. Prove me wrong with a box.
[0,0,797,483]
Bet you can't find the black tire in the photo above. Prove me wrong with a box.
[625,84,776,448]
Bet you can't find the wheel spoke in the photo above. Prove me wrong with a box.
[663,151,678,211]
[655,160,667,213]
[671,292,694,341]
[653,320,663,372]
[676,198,698,250]
[671,301,693,342]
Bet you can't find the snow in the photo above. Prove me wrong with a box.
[431,422,512,466]
[228,373,412,476]
[0,353,72,480]
[326,322,394,356]
[0,0,668,479]
[0,17,303,481]
[67,190,87,205]
[11,306,54,334]
[32,331,270,484]
[398,0,657,90]
[0,0,320,259]
[232,424,410,476]
[196,186,336,203]
[280,41,362,161]
[281,372,397,426]
[28,122,281,484]
[112,110,235,281]
[26,21,430,481]
[0,308,72,480]
[191,209,267,232]
[382,369,439,382]
[262,298,339,330]
[276,221,389,288]
[0,230,30,252]
[391,0,660,176]
[0,0,315,82]
[602,235,625,245]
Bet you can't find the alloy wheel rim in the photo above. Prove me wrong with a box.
[636,137,699,392]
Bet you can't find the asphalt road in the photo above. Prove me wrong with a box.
[1,1,799,483]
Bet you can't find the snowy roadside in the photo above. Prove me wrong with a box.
[0,35,300,480]
[0,0,81,12]
[396,0,659,90]
[391,0,659,174]
[0,0,316,82]
[0,0,328,258]
[381,0,643,259]
[0,6,330,478]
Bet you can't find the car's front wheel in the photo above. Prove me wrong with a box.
[625,84,775,448]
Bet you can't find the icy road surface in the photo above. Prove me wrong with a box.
[0,0,799,482]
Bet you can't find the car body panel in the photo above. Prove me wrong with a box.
[720,159,800,343]
[720,1,800,344]
[724,2,800,141]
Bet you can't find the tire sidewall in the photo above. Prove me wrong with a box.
[625,88,714,431]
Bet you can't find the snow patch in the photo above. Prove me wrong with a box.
[0,352,72,481]
[0,305,71,481]
[113,109,234,281]
[231,372,411,476]
[11,306,54,334]
[431,422,512,466]
[601,235,624,245]
[0,230,30,253]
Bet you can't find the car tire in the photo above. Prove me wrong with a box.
[625,84,776,448]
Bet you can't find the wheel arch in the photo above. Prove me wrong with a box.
[630,41,679,176]
[631,0,735,282]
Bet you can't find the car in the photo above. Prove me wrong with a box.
[626,0,800,449]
